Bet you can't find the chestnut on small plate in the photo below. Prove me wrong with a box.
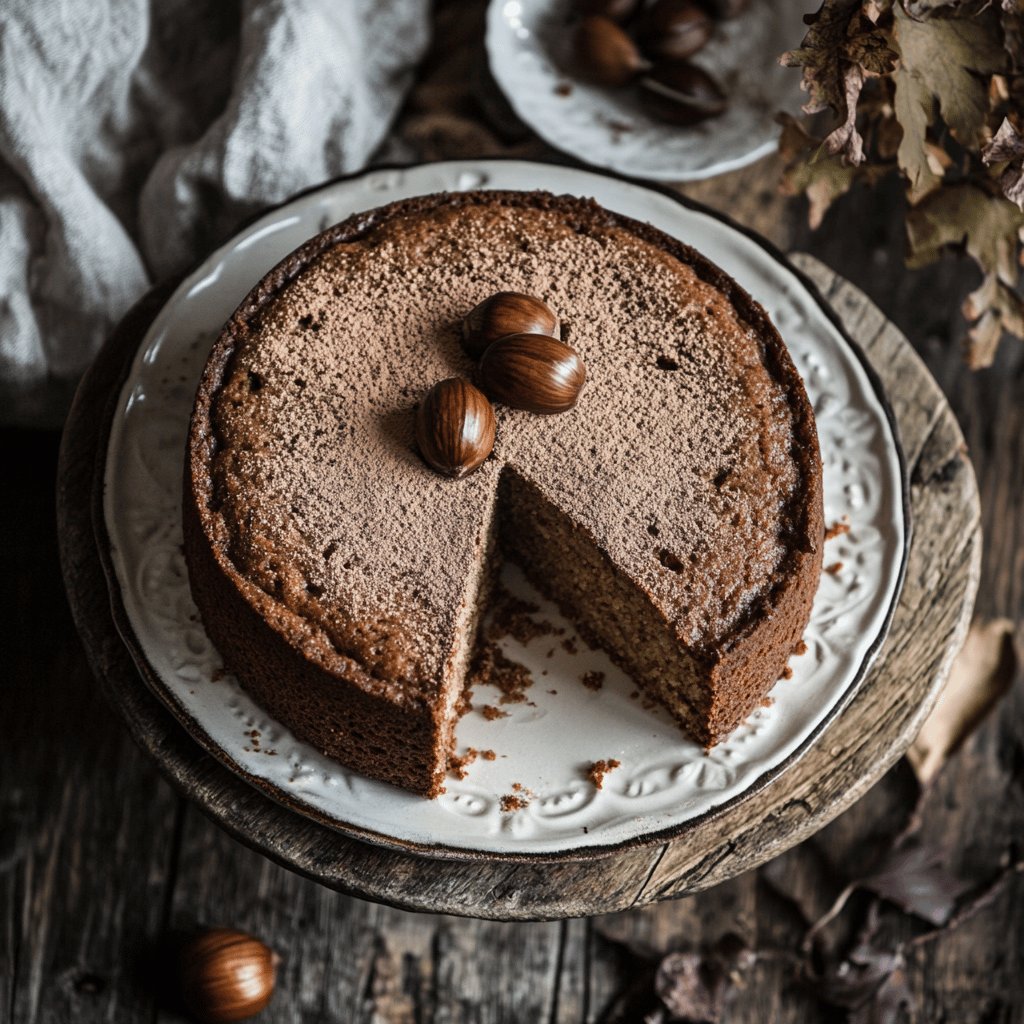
[486,0,806,181]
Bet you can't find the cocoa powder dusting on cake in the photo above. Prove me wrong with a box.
[587,759,621,789]
[209,195,805,674]
[581,670,605,691]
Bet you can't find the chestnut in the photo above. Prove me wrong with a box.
[639,61,727,125]
[573,15,650,87]
[636,0,714,61]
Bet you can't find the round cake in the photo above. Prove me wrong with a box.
[183,190,824,798]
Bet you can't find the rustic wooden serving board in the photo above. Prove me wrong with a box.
[58,253,980,921]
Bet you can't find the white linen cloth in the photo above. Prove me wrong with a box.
[0,0,430,425]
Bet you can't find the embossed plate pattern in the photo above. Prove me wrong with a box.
[486,0,807,182]
[104,160,906,855]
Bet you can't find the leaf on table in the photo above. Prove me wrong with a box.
[982,118,1024,210]
[780,0,864,115]
[963,274,1024,367]
[824,64,867,162]
[892,5,1006,149]
[778,113,890,228]
[807,933,903,1009]
[906,182,1024,282]
[859,838,974,926]
[892,63,943,203]
[1003,0,1024,72]
[847,962,914,1024]
[907,618,1017,783]
[655,952,725,1023]
[780,0,896,161]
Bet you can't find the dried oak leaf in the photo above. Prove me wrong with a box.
[655,952,725,1023]
[858,837,974,926]
[983,117,1024,210]
[810,943,904,1010]
[892,4,1006,150]
[847,962,914,1024]
[778,113,889,227]
[906,182,1024,282]
[962,273,1024,366]
[908,618,1017,783]
[780,0,897,163]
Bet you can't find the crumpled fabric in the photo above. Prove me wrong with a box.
[0,0,430,426]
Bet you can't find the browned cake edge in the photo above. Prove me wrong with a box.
[183,189,824,794]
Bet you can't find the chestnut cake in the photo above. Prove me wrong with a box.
[184,190,824,798]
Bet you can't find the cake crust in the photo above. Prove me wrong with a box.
[184,189,824,796]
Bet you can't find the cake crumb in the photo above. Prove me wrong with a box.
[548,688,558,695]
[781,665,794,679]
[448,747,479,780]
[825,519,851,541]
[487,582,564,645]
[562,637,579,655]
[500,794,528,813]
[587,759,621,789]
[481,704,509,721]
[825,561,844,574]
[480,749,497,761]
[581,670,605,692]
[469,640,535,705]
[761,695,775,708]
[795,639,808,656]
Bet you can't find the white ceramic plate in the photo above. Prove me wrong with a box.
[486,0,807,182]
[104,160,907,855]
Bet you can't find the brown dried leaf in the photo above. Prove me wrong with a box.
[906,184,1024,282]
[655,952,724,1023]
[780,1,895,136]
[907,618,1017,785]
[892,66,942,203]
[860,839,974,926]
[892,5,1006,147]
[847,963,914,1024]
[963,274,1024,366]
[780,0,863,115]
[824,63,867,162]
[983,118,1024,209]
[808,929,903,1010]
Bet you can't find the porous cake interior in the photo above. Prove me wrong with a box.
[494,468,712,743]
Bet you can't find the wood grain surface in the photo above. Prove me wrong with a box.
[4,4,1023,1017]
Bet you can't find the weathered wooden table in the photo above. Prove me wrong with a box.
[4,4,1024,1018]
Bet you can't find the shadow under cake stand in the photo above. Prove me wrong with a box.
[58,254,980,921]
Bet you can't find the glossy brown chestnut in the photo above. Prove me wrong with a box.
[573,16,650,87]
[639,61,727,125]
[179,929,278,1023]
[479,334,586,414]
[462,291,560,358]
[575,0,643,22]
[415,377,496,478]
[637,0,714,61]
